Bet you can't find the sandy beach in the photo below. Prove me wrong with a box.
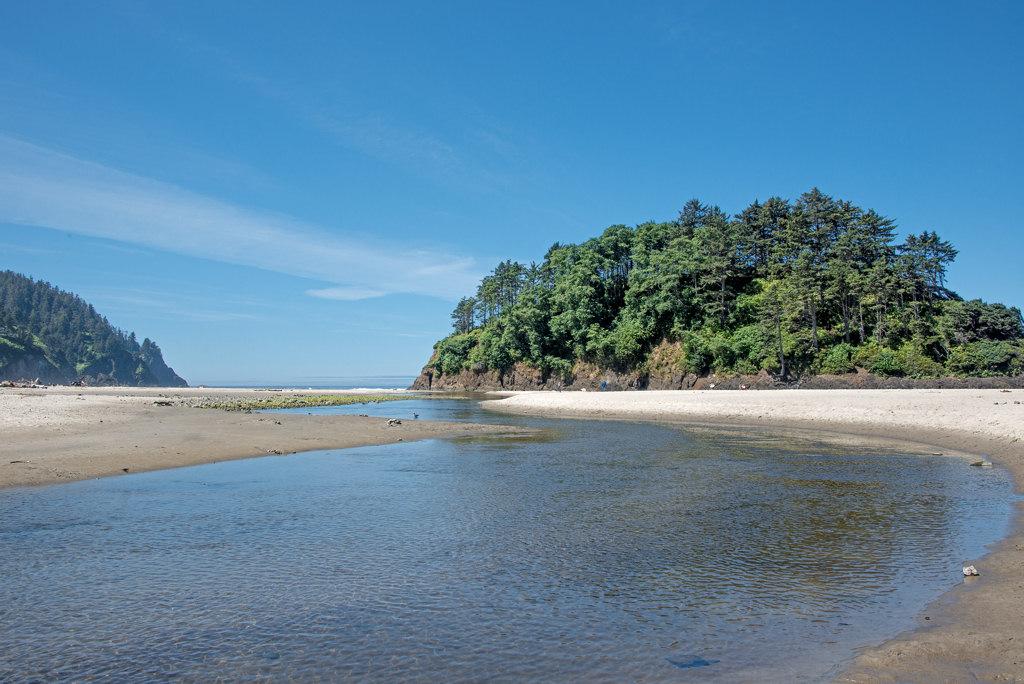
[484,389,1024,681]
[5,385,1024,679]
[0,386,518,489]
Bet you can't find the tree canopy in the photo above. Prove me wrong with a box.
[0,270,187,386]
[428,189,1024,381]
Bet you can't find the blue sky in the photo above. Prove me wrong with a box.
[1,1,1022,384]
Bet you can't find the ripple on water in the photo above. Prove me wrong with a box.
[0,399,1015,682]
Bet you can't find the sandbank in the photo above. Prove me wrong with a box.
[483,388,1024,681]
[0,386,517,489]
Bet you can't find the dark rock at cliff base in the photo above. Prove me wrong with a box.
[411,364,1024,392]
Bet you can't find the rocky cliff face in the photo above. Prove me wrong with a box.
[0,270,188,387]
[411,364,1024,392]
[0,349,67,385]
[410,361,783,392]
[140,340,188,387]
[0,341,186,386]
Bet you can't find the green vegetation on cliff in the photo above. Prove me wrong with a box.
[0,270,187,386]
[427,189,1024,382]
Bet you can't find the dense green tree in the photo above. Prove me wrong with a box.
[424,190,1023,382]
[450,297,477,334]
[0,270,187,385]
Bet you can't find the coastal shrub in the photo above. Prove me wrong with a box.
[896,344,944,378]
[784,331,819,376]
[584,328,607,365]
[758,353,782,375]
[851,342,882,369]
[946,341,1023,377]
[610,318,646,368]
[539,355,574,382]
[867,348,905,377]
[677,328,764,375]
[588,318,644,370]
[468,326,513,373]
[729,325,772,375]
[819,343,856,374]
[707,332,736,372]
[497,306,548,366]
[681,331,713,375]
[433,331,478,376]
[731,358,757,375]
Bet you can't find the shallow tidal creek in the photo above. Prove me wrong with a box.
[0,398,1014,681]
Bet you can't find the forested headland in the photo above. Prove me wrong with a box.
[415,189,1024,390]
[0,270,187,386]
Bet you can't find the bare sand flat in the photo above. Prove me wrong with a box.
[483,388,1024,445]
[484,388,1024,681]
[0,387,517,489]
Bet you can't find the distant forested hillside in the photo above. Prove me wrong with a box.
[0,270,187,386]
[418,189,1023,389]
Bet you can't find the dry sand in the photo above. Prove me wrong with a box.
[484,389,1024,682]
[0,386,518,489]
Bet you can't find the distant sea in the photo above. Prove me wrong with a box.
[198,376,418,390]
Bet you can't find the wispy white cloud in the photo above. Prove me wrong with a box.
[0,135,481,300]
[88,287,266,323]
[157,33,525,193]
[305,286,386,301]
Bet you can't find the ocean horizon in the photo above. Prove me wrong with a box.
[194,376,419,390]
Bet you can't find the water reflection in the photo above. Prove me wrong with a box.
[0,399,1014,682]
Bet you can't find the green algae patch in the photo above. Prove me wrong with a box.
[197,394,416,411]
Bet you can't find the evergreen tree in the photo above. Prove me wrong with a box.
[424,189,1023,382]
[0,271,187,386]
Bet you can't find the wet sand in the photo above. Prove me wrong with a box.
[0,387,518,489]
[484,389,1024,681]
[5,385,1023,678]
